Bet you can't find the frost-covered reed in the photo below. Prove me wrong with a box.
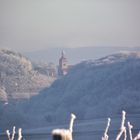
[116,111,127,140]
[102,118,111,140]
[102,110,140,140]
[6,126,22,140]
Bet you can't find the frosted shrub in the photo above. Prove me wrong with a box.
[102,118,111,140]
[116,111,127,140]
[6,126,22,140]
[6,126,16,140]
[102,111,140,140]
[127,121,140,140]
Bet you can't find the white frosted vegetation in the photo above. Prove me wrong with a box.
[116,111,127,140]
[102,118,111,140]
[102,111,140,140]
[0,49,54,100]
[6,126,22,140]
[0,86,7,102]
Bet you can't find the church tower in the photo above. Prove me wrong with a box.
[58,50,68,76]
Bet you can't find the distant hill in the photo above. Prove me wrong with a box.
[0,49,54,101]
[24,46,140,64]
[25,51,140,127]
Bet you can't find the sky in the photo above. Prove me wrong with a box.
[0,0,140,52]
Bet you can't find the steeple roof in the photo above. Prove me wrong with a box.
[61,50,66,58]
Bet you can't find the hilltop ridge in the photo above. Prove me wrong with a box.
[24,51,140,127]
[0,49,54,101]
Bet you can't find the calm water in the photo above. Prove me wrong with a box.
[1,130,139,140]
[0,130,118,140]
[1,116,140,140]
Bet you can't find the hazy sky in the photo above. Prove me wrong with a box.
[0,0,140,52]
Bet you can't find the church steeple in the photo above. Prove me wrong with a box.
[58,50,68,76]
[61,50,65,58]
